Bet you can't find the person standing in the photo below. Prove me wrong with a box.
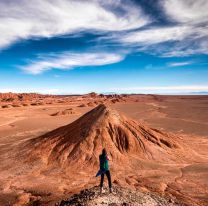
[99,148,112,193]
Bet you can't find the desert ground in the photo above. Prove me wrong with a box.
[0,93,207,206]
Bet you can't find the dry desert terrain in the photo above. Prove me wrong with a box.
[0,93,207,206]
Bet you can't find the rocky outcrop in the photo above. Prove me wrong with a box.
[51,108,77,116]
[56,186,181,206]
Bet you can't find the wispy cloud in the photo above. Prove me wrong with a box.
[21,52,125,74]
[0,0,149,50]
[117,25,208,56]
[111,0,208,57]
[0,0,207,74]
[120,26,192,45]
[168,61,194,67]
[162,0,208,24]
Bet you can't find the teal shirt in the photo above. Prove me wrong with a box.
[99,154,109,171]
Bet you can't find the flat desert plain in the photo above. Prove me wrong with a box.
[0,94,207,206]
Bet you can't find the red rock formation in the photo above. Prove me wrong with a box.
[87,102,96,107]
[51,108,77,116]
[0,92,55,102]
[23,104,188,172]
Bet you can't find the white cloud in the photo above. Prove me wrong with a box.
[21,52,125,74]
[0,0,207,58]
[111,0,208,57]
[111,85,208,93]
[0,89,17,93]
[120,25,208,45]
[162,0,208,24]
[168,61,193,67]
[120,26,192,44]
[2,85,208,95]
[0,0,149,49]
[116,24,208,56]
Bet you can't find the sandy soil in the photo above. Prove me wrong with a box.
[0,94,207,206]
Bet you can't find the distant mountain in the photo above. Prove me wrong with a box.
[189,91,208,95]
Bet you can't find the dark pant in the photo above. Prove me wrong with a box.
[100,170,112,188]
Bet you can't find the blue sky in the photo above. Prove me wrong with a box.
[0,0,208,94]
